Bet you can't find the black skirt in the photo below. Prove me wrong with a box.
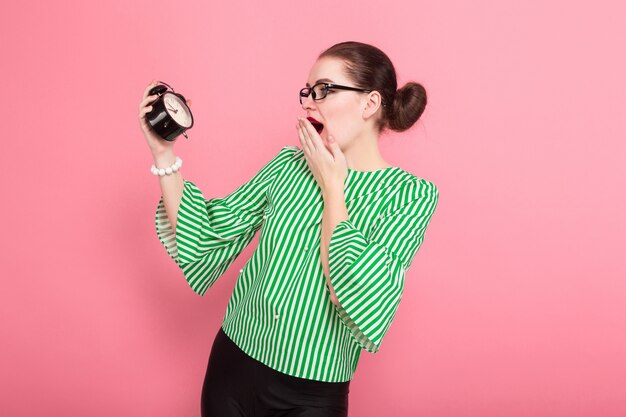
[201,326,350,417]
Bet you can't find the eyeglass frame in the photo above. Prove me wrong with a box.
[299,82,387,107]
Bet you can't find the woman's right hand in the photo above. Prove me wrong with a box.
[138,80,192,156]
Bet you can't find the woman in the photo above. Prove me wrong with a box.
[138,41,439,417]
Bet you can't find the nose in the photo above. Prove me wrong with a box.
[300,93,316,110]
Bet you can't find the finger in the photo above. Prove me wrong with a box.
[300,125,312,157]
[298,119,318,152]
[298,119,313,151]
[297,123,310,155]
[143,79,158,100]
[138,95,158,114]
[300,118,325,152]
[140,94,159,107]
[138,105,154,118]
[305,119,328,150]
[327,136,339,157]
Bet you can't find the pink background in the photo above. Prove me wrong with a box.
[2,0,625,416]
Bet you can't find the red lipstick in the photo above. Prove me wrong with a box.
[306,117,324,134]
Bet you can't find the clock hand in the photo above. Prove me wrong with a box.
[166,106,178,113]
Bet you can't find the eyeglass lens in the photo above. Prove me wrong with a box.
[300,83,328,103]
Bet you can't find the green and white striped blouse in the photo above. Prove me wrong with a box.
[155,145,439,382]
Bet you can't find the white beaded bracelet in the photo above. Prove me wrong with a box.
[151,156,183,176]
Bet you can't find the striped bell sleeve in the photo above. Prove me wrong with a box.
[155,146,296,296]
[328,179,439,353]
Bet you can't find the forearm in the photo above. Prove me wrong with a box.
[154,150,184,232]
[320,183,349,306]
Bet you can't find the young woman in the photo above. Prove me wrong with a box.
[139,41,439,417]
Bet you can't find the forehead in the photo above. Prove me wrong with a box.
[306,57,348,87]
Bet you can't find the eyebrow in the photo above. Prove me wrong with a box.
[306,78,334,87]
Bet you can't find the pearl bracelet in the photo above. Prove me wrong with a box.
[151,156,182,176]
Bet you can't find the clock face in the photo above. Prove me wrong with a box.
[163,92,192,128]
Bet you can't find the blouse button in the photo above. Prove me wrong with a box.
[274,314,279,320]
[304,245,309,250]
[386,259,392,264]
[263,214,267,219]
[239,268,244,273]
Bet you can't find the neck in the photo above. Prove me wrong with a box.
[342,131,390,171]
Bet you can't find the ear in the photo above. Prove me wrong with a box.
[362,91,383,120]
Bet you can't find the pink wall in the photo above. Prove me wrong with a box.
[2,0,625,416]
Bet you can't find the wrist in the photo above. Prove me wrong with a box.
[151,152,182,176]
[322,182,345,200]
[152,151,177,167]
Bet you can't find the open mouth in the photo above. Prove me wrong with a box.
[306,117,324,134]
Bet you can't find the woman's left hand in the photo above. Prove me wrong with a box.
[296,117,348,195]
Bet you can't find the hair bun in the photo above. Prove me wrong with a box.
[388,82,427,132]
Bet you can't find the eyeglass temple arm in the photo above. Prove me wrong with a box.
[325,84,385,106]
[325,83,372,93]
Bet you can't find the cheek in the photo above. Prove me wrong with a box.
[327,120,357,141]
[319,101,360,141]
[321,113,351,137]
[322,125,351,151]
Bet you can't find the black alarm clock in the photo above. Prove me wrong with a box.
[146,81,194,141]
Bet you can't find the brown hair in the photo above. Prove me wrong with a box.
[318,41,427,134]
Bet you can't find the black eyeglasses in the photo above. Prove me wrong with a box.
[299,82,385,106]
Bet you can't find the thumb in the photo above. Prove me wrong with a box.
[327,135,340,155]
